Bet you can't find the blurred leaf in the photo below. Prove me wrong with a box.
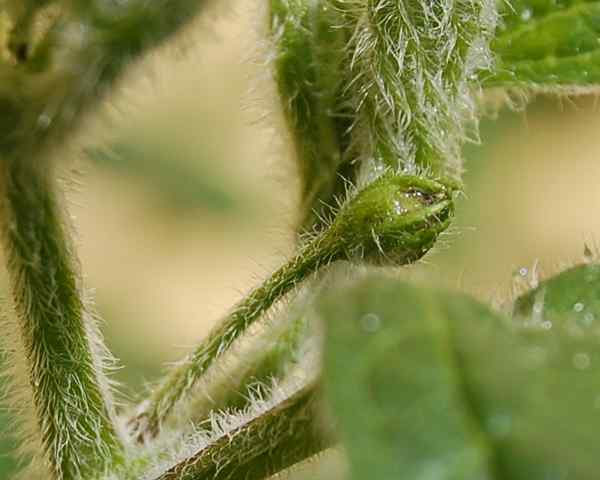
[490,0,600,90]
[322,275,600,479]
[0,365,18,477]
[513,262,600,328]
[447,282,600,479]
[86,138,247,216]
[320,277,492,480]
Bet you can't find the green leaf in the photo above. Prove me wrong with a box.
[322,275,600,479]
[490,0,600,90]
[513,262,600,329]
[320,277,493,480]
[87,139,242,215]
[448,280,600,479]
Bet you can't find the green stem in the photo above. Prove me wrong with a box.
[184,309,310,425]
[271,0,348,232]
[131,173,455,439]
[0,0,211,161]
[0,158,124,478]
[154,382,333,480]
[131,232,337,440]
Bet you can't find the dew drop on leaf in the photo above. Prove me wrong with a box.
[392,200,406,215]
[520,8,532,21]
[573,352,591,370]
[516,267,528,278]
[360,313,381,333]
[541,320,552,330]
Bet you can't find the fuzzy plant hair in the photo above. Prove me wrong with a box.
[2,0,598,479]
[333,0,498,179]
[269,0,496,235]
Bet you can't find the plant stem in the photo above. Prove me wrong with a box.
[183,308,310,426]
[331,0,497,179]
[0,157,124,478]
[271,0,348,232]
[131,233,338,440]
[154,382,333,480]
[131,173,455,439]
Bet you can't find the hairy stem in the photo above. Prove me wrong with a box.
[0,157,124,479]
[131,173,455,439]
[184,309,310,425]
[270,0,349,232]
[131,233,336,440]
[154,382,333,480]
[332,0,497,179]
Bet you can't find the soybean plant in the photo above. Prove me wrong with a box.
[0,0,599,479]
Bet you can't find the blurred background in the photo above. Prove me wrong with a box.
[2,0,600,477]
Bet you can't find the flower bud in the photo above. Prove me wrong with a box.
[325,174,456,265]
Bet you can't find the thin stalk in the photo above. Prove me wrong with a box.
[153,381,333,480]
[0,157,124,478]
[131,234,338,440]
[131,173,455,440]
[183,309,310,425]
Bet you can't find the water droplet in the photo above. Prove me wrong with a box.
[392,200,406,215]
[573,352,591,370]
[520,8,532,21]
[574,302,584,313]
[517,267,528,277]
[360,313,381,333]
[542,320,553,330]
[37,114,51,129]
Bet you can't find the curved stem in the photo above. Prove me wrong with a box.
[153,381,333,480]
[183,308,310,426]
[131,172,455,440]
[0,158,124,478]
[131,236,339,440]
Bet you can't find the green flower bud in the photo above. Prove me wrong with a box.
[324,173,456,265]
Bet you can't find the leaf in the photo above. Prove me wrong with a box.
[490,0,600,90]
[513,262,600,329]
[448,280,600,479]
[320,277,493,480]
[87,139,244,216]
[321,275,600,479]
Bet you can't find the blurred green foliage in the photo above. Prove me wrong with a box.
[87,137,245,216]
[492,0,600,88]
[323,272,600,479]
